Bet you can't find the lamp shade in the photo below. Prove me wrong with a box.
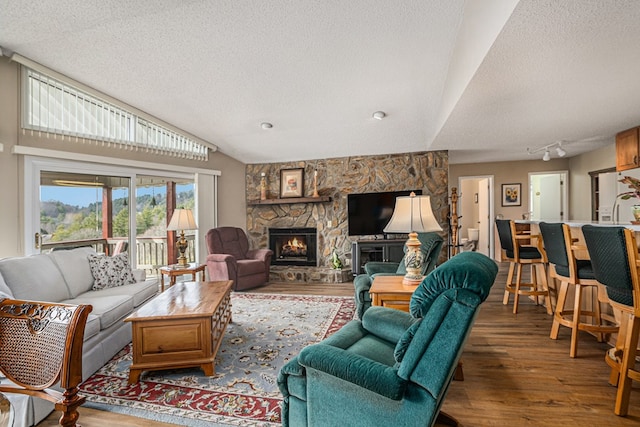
[383,193,442,233]
[167,208,198,231]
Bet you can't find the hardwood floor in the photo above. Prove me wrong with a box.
[40,266,640,426]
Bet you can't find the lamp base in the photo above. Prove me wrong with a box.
[402,231,425,288]
[402,275,423,289]
[175,231,189,267]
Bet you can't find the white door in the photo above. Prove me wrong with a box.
[457,175,495,259]
[477,178,490,256]
[530,172,567,221]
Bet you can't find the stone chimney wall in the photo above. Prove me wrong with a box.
[245,150,448,282]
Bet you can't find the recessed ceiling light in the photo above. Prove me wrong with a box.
[261,122,273,129]
[372,111,386,120]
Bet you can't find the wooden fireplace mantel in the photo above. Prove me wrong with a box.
[248,196,331,205]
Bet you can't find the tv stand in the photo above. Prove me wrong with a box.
[351,239,405,276]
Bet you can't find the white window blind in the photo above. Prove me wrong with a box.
[22,66,210,161]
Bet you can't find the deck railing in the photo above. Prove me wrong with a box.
[42,235,196,275]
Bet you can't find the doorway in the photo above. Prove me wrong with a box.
[457,176,494,258]
[528,171,568,221]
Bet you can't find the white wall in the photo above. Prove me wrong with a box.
[568,143,616,221]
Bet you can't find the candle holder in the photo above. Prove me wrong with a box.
[260,172,267,200]
[312,169,319,198]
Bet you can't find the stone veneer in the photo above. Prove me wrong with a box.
[246,151,449,283]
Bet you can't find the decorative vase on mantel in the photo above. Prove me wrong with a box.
[632,205,640,224]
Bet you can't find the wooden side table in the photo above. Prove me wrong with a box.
[369,275,416,312]
[369,275,464,381]
[158,263,206,292]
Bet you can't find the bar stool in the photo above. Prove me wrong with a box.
[539,222,618,358]
[582,225,640,416]
[495,219,552,314]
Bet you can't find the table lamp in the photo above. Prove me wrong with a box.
[383,192,442,286]
[167,208,198,266]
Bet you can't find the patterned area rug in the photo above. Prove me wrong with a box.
[79,293,355,426]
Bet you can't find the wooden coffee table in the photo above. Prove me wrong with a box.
[124,280,233,383]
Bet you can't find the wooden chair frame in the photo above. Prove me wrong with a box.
[499,220,552,315]
[546,224,618,358]
[0,298,91,427]
[604,228,640,416]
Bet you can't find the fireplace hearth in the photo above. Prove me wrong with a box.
[269,228,317,266]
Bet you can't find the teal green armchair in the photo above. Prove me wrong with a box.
[353,232,444,318]
[278,252,497,427]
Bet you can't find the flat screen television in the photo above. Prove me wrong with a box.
[347,190,422,237]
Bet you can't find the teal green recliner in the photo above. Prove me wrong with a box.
[278,252,497,427]
[353,232,444,318]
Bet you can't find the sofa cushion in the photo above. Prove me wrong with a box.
[0,273,13,299]
[83,313,101,341]
[48,247,96,297]
[77,279,158,308]
[0,254,70,302]
[87,253,136,290]
[63,294,133,330]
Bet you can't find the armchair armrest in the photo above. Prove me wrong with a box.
[206,253,237,281]
[246,248,272,262]
[298,344,406,400]
[364,262,400,276]
[207,253,236,263]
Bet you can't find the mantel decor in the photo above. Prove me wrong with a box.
[280,168,304,198]
[501,183,521,207]
[248,196,331,206]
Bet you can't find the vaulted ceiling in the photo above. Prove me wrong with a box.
[2,1,640,164]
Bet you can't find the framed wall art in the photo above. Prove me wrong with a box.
[280,168,304,198]
[501,183,521,206]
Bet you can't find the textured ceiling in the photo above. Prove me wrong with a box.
[1,1,639,164]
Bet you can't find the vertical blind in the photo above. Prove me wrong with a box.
[22,67,209,161]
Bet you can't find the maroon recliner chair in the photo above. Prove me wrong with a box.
[205,227,273,291]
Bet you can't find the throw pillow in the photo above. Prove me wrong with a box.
[87,253,136,291]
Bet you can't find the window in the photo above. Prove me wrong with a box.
[22,67,209,160]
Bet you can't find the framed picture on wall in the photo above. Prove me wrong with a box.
[280,168,304,198]
[501,183,521,206]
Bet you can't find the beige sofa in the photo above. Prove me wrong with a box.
[0,247,159,426]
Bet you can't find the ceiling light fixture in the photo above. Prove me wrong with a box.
[372,111,386,120]
[261,122,273,129]
[527,141,569,161]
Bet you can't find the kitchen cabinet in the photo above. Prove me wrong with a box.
[616,126,640,171]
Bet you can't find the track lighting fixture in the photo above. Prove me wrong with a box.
[527,141,569,161]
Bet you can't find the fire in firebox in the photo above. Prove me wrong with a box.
[280,237,308,258]
[269,227,317,266]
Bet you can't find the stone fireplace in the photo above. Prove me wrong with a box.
[269,227,317,266]
[245,151,449,283]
